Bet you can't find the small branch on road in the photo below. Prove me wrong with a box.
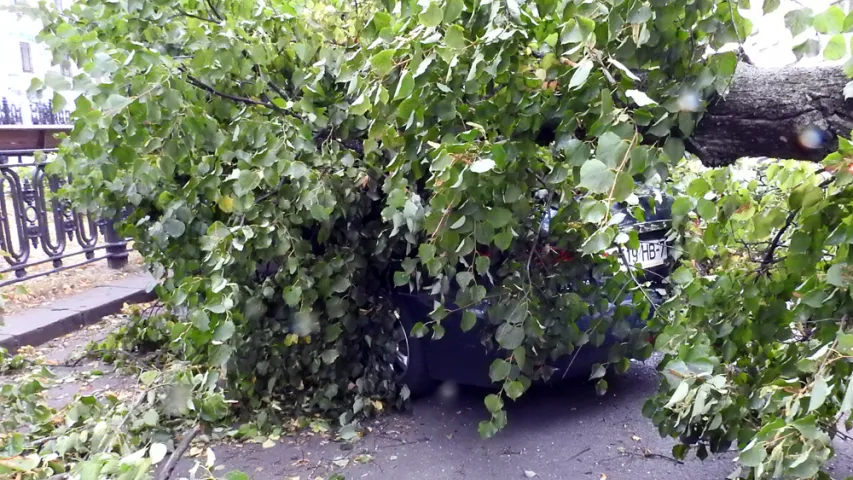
[157,424,203,480]
[567,446,591,461]
[638,451,684,465]
[376,435,431,449]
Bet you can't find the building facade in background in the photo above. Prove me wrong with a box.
[0,0,71,125]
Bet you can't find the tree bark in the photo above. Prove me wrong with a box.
[689,65,853,167]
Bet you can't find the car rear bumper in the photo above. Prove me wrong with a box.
[394,291,663,389]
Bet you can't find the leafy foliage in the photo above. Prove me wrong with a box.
[0,345,231,479]
[11,0,853,477]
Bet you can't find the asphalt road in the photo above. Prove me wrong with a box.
[203,360,853,480]
[28,323,853,480]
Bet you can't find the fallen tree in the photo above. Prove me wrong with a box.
[5,0,853,479]
[689,65,853,166]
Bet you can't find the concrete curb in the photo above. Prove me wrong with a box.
[0,274,156,351]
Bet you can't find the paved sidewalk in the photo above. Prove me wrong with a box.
[0,273,155,351]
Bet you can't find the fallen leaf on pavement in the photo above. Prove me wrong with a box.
[524,470,537,478]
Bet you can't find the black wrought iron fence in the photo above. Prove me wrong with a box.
[1,99,23,126]
[30,100,71,125]
[0,148,130,287]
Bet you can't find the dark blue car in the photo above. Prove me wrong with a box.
[390,196,674,395]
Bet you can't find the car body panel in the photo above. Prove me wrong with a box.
[393,292,660,388]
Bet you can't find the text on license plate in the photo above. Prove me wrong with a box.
[618,240,668,269]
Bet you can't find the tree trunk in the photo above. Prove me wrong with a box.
[689,65,853,167]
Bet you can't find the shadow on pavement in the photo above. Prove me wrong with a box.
[206,363,744,480]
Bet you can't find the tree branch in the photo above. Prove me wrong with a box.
[172,8,218,23]
[203,0,223,21]
[687,65,853,167]
[156,424,202,480]
[182,71,271,107]
[757,177,835,276]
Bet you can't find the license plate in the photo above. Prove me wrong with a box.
[619,240,668,269]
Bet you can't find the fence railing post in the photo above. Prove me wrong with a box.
[103,218,129,269]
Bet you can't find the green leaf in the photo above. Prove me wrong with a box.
[663,137,685,162]
[813,6,846,34]
[841,372,853,413]
[285,162,309,179]
[394,70,415,100]
[283,286,302,306]
[738,441,767,467]
[594,379,608,396]
[505,380,524,400]
[213,320,236,342]
[139,371,158,386]
[494,230,512,251]
[370,49,397,76]
[824,34,847,61]
[579,159,615,194]
[142,408,159,426]
[762,0,780,14]
[597,132,628,168]
[808,374,831,412]
[411,322,429,338]
[791,416,820,440]
[581,229,614,255]
[665,381,690,408]
[475,255,490,275]
[696,199,716,220]
[672,444,690,460]
[321,349,340,364]
[224,471,250,480]
[568,59,593,90]
[44,70,71,91]
[545,165,569,184]
[419,3,443,27]
[52,92,66,112]
[513,347,526,369]
[210,344,233,366]
[625,90,657,106]
[589,363,606,380]
[785,8,813,36]
[163,218,186,238]
[444,0,464,22]
[627,4,651,24]
[103,93,131,111]
[687,178,711,198]
[672,266,694,285]
[827,263,853,287]
[419,243,436,262]
[190,309,210,331]
[445,25,466,50]
[495,323,524,350]
[484,393,503,413]
[489,358,511,382]
[461,310,477,332]
[580,199,608,224]
[393,271,410,286]
[486,207,512,228]
[456,271,474,288]
[149,443,168,464]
